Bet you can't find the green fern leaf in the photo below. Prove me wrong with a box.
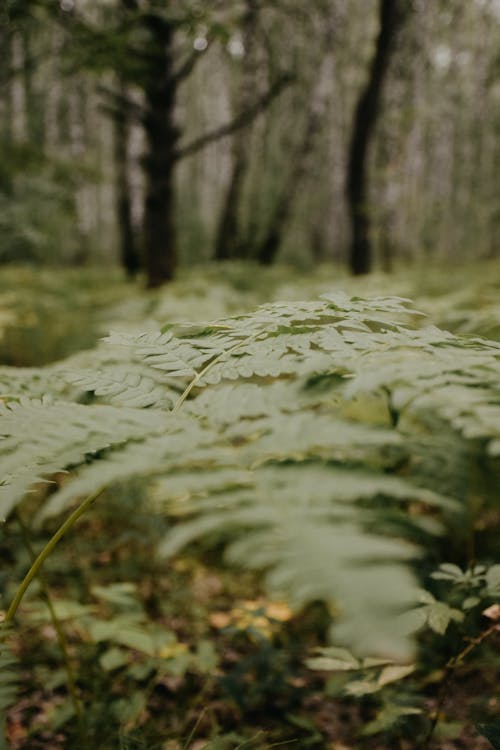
[63,366,173,408]
[0,398,169,520]
[4,293,498,660]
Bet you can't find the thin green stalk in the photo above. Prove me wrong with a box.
[450,621,499,666]
[173,334,258,413]
[6,488,104,623]
[15,512,83,719]
[182,709,207,750]
[234,731,265,749]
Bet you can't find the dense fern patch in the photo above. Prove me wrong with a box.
[2,293,499,672]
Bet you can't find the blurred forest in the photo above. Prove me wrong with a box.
[2,3,500,750]
[1,0,498,286]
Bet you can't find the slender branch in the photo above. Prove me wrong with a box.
[97,84,147,121]
[172,337,253,413]
[450,622,500,666]
[15,512,83,719]
[173,46,208,84]
[6,488,104,623]
[173,72,294,161]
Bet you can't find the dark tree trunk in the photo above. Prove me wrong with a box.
[257,194,290,266]
[214,149,249,260]
[346,0,406,276]
[142,14,179,288]
[114,84,140,277]
[257,81,325,265]
[102,3,290,287]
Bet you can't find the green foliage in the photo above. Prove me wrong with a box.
[0,143,89,266]
[3,293,499,665]
[0,623,18,745]
[23,580,218,699]
[308,558,500,742]
[0,267,132,366]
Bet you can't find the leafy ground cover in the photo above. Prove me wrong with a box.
[0,262,499,749]
[2,260,500,368]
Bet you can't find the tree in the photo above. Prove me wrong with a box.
[213,0,260,262]
[112,81,140,277]
[67,1,292,287]
[214,0,335,267]
[346,0,408,275]
[257,40,332,265]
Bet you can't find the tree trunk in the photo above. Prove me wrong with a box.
[257,62,328,266]
[45,29,64,151]
[214,145,249,261]
[114,83,140,276]
[346,0,406,276]
[10,32,27,143]
[0,30,12,148]
[142,14,178,288]
[214,0,259,262]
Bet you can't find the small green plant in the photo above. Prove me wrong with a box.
[307,561,500,744]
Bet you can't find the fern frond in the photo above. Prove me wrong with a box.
[156,462,449,658]
[103,330,230,378]
[63,365,174,408]
[0,366,64,400]
[4,293,499,659]
[36,418,219,522]
[0,398,169,520]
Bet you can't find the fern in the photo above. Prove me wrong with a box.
[62,366,173,409]
[2,294,499,658]
[0,397,169,520]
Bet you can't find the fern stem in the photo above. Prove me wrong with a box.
[5,488,104,623]
[172,336,255,412]
[15,512,83,719]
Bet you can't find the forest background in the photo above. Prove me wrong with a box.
[2,0,498,284]
[1,1,500,750]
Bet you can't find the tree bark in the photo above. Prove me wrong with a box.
[113,83,141,276]
[346,0,407,276]
[257,109,320,265]
[71,2,291,287]
[214,0,259,262]
[214,150,249,260]
[257,56,329,266]
[141,14,179,288]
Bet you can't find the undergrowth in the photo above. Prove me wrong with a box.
[0,267,499,748]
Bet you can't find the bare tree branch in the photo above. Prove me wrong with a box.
[173,72,294,161]
[97,84,147,120]
[173,45,208,84]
